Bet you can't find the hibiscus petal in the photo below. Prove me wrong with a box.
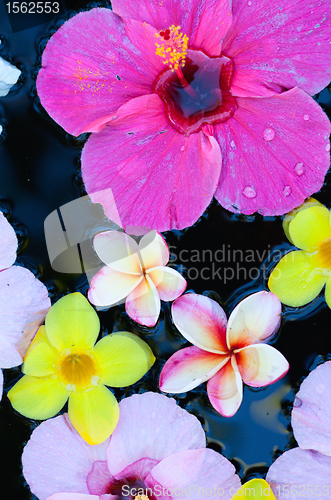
[226,291,281,350]
[46,494,100,500]
[0,369,3,402]
[8,375,69,420]
[68,385,119,445]
[88,266,143,307]
[139,231,169,269]
[93,231,141,274]
[268,250,326,307]
[0,211,17,270]
[107,392,206,477]
[112,0,232,57]
[266,448,331,499]
[22,326,58,377]
[82,94,222,232]
[236,344,289,387]
[288,205,331,251]
[223,0,331,97]
[87,461,113,496]
[147,266,186,301]
[37,9,165,136]
[125,275,161,327]
[214,88,330,216]
[171,294,228,353]
[159,346,229,393]
[207,358,243,417]
[292,361,331,457]
[92,332,155,387]
[145,448,241,500]
[45,293,100,352]
[22,414,109,500]
[0,266,50,368]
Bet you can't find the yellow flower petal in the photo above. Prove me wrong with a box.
[23,326,58,377]
[8,375,68,419]
[288,205,331,251]
[231,479,276,500]
[268,251,326,307]
[283,198,323,244]
[45,293,100,352]
[68,385,119,444]
[92,332,155,387]
[325,278,331,309]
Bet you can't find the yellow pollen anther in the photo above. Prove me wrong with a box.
[60,353,97,387]
[155,25,189,71]
[134,496,149,500]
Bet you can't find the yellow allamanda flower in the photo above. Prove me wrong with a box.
[8,293,155,444]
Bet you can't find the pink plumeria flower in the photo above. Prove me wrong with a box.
[22,392,241,500]
[36,0,331,231]
[0,212,51,400]
[88,230,186,327]
[160,291,289,417]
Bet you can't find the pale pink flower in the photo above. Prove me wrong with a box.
[160,292,289,417]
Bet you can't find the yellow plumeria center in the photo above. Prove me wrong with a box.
[155,25,188,70]
[60,353,97,387]
[317,237,331,269]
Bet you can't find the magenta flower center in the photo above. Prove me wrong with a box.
[153,49,238,135]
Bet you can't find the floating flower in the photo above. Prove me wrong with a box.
[0,211,50,400]
[269,198,331,308]
[160,292,289,417]
[88,230,186,327]
[8,293,155,444]
[0,53,20,97]
[231,479,276,500]
[36,0,331,231]
[266,361,331,498]
[22,392,241,500]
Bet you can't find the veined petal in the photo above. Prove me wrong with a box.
[226,291,281,350]
[268,251,326,307]
[236,344,289,388]
[68,385,119,445]
[93,231,141,274]
[8,375,68,419]
[147,266,187,301]
[46,494,101,500]
[23,326,58,377]
[283,198,324,245]
[159,346,229,393]
[139,231,169,269]
[125,275,160,327]
[172,294,228,354]
[88,266,143,307]
[207,358,243,417]
[0,211,17,270]
[288,205,331,251]
[92,332,155,387]
[45,293,100,352]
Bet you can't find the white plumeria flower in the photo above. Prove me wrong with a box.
[0,56,21,97]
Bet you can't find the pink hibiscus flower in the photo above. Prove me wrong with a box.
[36,0,331,231]
[0,212,51,400]
[159,291,289,417]
[22,392,241,500]
[266,361,331,498]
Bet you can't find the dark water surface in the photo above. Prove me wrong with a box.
[1,1,331,496]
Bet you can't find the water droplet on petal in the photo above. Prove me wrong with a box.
[242,186,257,198]
[230,140,236,148]
[326,143,330,152]
[294,162,306,176]
[282,185,292,197]
[263,128,275,141]
[180,145,185,152]
[303,114,310,121]
[247,1,252,5]
[293,397,302,408]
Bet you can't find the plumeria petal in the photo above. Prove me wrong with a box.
[138,231,169,269]
[145,448,241,500]
[147,266,186,301]
[0,211,17,270]
[22,414,109,500]
[226,291,281,350]
[172,294,228,353]
[268,250,326,307]
[283,198,324,245]
[82,94,222,232]
[37,9,165,136]
[207,358,243,417]
[0,56,21,97]
[22,326,58,377]
[292,361,331,457]
[231,479,276,500]
[236,344,289,387]
[223,0,331,97]
[325,277,331,308]
[93,231,141,274]
[45,293,100,352]
[8,375,68,419]
[288,205,331,251]
[159,346,229,393]
[88,266,143,307]
[107,392,206,478]
[92,332,155,387]
[68,385,119,445]
[214,87,330,216]
[125,275,160,327]
[112,0,232,57]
